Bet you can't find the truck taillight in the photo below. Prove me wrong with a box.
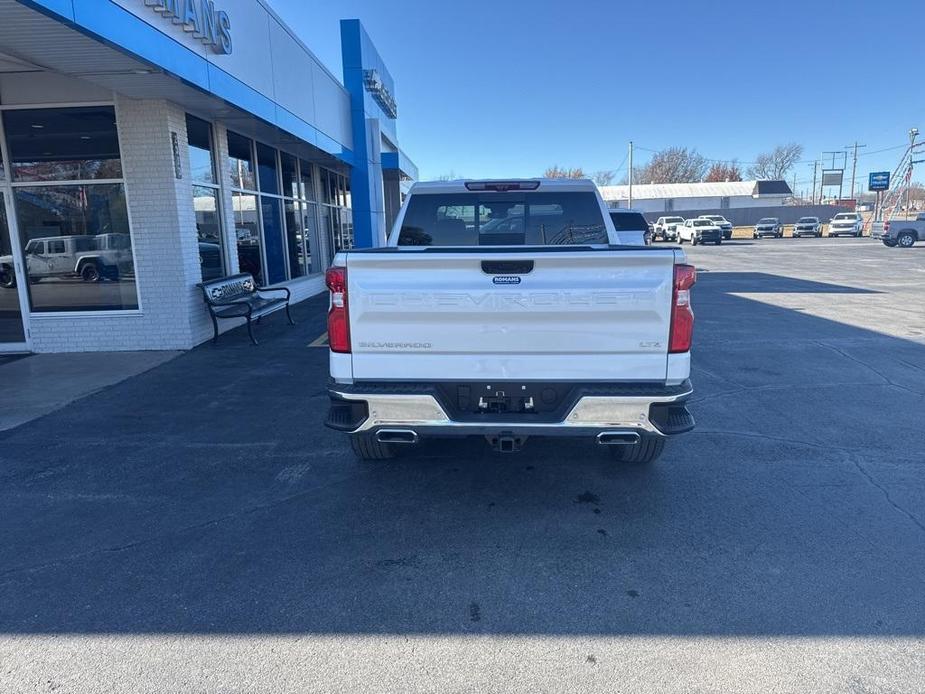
[669,264,696,354]
[325,266,350,353]
[883,221,890,232]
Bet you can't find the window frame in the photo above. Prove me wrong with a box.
[0,101,143,317]
[186,114,229,280]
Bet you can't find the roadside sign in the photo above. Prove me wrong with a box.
[869,171,890,192]
[821,169,844,187]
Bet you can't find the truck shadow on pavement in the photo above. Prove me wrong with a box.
[1,277,924,636]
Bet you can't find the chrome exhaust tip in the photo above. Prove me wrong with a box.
[596,431,641,446]
[375,429,419,444]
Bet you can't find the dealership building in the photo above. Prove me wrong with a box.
[0,0,416,353]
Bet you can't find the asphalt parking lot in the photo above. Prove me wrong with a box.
[2,237,924,693]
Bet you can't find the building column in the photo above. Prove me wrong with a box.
[115,96,201,348]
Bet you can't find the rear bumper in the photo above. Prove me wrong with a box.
[325,381,694,439]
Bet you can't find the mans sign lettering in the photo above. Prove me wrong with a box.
[143,0,232,55]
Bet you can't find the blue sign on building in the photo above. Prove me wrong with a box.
[869,172,890,192]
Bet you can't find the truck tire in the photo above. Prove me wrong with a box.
[0,265,15,289]
[897,231,916,248]
[882,238,897,247]
[349,433,396,460]
[81,262,101,282]
[610,435,665,464]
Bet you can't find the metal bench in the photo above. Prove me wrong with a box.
[198,273,294,345]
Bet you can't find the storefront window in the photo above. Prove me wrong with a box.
[4,107,122,182]
[193,186,224,281]
[280,153,298,199]
[15,184,137,312]
[3,106,136,312]
[327,170,338,206]
[319,169,332,205]
[186,115,215,185]
[187,115,225,280]
[318,167,354,260]
[256,143,279,196]
[284,199,306,279]
[260,195,286,284]
[299,159,315,201]
[0,197,26,342]
[232,192,261,283]
[227,131,255,190]
[302,201,318,274]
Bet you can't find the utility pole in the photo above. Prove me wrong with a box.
[845,141,866,199]
[906,128,919,219]
[810,161,818,204]
[628,140,634,208]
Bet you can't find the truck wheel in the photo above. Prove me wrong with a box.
[0,266,15,289]
[349,433,396,460]
[81,263,101,282]
[882,238,897,247]
[610,436,665,465]
[897,231,916,248]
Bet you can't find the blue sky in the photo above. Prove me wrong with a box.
[272,0,923,193]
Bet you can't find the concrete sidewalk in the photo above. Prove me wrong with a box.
[3,350,181,432]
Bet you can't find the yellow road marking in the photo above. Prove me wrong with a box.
[308,332,329,348]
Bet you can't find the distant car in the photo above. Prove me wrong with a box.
[753,217,782,238]
[653,216,685,241]
[792,216,821,238]
[698,215,733,240]
[828,212,863,237]
[609,208,651,245]
[679,218,722,245]
[878,213,925,248]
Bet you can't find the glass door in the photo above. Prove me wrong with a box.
[0,192,29,350]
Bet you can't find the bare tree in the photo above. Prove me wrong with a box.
[432,170,461,181]
[747,143,804,180]
[591,170,616,186]
[704,160,743,182]
[632,147,708,184]
[544,165,586,179]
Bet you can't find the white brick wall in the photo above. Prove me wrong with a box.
[28,96,326,353]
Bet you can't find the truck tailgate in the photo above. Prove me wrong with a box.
[344,249,676,382]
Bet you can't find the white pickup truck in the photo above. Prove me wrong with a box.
[324,179,696,464]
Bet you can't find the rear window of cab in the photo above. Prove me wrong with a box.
[397,192,608,246]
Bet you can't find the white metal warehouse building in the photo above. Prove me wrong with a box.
[600,180,793,214]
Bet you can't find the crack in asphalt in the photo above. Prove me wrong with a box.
[814,341,925,397]
[846,454,925,535]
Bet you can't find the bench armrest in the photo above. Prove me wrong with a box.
[257,286,291,301]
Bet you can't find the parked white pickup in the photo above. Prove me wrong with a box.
[0,233,133,288]
[324,178,696,464]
